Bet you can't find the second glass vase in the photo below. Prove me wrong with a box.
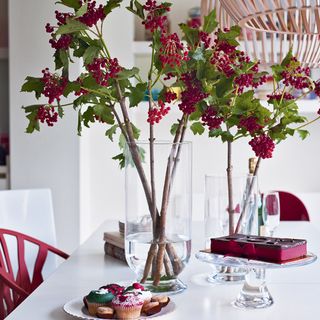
[204,174,259,283]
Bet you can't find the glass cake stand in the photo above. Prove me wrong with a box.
[195,251,317,309]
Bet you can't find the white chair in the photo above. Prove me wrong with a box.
[0,189,59,278]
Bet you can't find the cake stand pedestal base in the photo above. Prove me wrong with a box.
[233,268,273,309]
[196,251,316,310]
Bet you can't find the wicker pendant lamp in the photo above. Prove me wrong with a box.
[202,0,320,67]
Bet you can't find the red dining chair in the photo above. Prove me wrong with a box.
[277,191,310,221]
[0,229,69,318]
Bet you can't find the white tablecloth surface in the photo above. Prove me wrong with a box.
[6,221,320,320]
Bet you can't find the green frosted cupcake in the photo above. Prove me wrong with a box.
[85,289,115,316]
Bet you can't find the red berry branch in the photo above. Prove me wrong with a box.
[21,0,320,287]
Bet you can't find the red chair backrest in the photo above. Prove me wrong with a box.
[278,191,310,221]
[0,229,68,318]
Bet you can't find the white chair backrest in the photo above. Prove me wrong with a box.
[0,189,58,278]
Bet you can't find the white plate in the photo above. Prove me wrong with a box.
[63,297,176,320]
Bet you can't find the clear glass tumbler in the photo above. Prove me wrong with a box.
[204,174,258,283]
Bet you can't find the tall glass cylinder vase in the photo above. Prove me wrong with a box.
[204,174,258,283]
[124,141,192,294]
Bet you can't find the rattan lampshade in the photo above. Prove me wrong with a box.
[201,0,320,67]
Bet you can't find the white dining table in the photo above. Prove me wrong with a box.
[6,220,320,320]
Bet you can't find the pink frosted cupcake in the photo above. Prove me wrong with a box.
[125,283,152,306]
[112,293,144,319]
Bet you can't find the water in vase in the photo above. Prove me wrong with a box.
[125,232,191,293]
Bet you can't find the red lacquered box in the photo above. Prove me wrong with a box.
[210,234,307,263]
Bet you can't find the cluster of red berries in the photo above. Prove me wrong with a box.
[187,17,201,29]
[142,0,170,33]
[41,68,67,104]
[201,107,223,130]
[163,90,177,103]
[147,101,170,125]
[46,1,106,51]
[210,38,238,77]
[54,10,73,26]
[159,33,189,68]
[249,134,275,159]
[314,80,320,97]
[235,72,267,94]
[281,58,311,90]
[78,0,106,27]
[147,90,176,125]
[239,116,263,134]
[37,106,59,127]
[234,74,254,93]
[215,34,238,54]
[267,92,294,101]
[211,32,268,92]
[199,31,211,49]
[87,58,122,86]
[45,23,54,33]
[179,72,208,115]
[210,52,234,77]
[46,11,74,50]
[49,34,73,50]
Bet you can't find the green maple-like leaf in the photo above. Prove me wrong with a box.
[170,123,179,135]
[297,129,309,140]
[82,106,95,128]
[216,76,233,98]
[203,9,218,34]
[105,124,119,141]
[23,107,40,133]
[281,48,293,67]
[179,23,199,49]
[83,46,101,64]
[117,67,139,80]
[21,77,44,99]
[112,153,126,169]
[93,105,115,124]
[75,3,88,17]
[126,0,145,19]
[190,122,205,135]
[217,26,240,46]
[63,81,81,97]
[128,83,147,107]
[58,0,81,9]
[56,19,88,35]
[104,0,123,15]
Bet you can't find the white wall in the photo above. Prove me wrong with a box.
[0,60,9,134]
[9,0,81,253]
[79,0,134,240]
[0,0,9,135]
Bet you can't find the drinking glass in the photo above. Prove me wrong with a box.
[262,192,280,236]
